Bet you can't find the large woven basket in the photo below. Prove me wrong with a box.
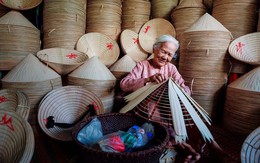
[0,110,34,163]
[38,86,104,141]
[0,0,42,10]
[36,48,89,75]
[72,113,169,163]
[228,32,260,66]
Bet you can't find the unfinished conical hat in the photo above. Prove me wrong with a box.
[175,0,205,9]
[228,67,260,92]
[0,0,42,10]
[139,18,176,53]
[0,10,37,29]
[184,13,230,32]
[110,55,136,72]
[76,32,120,67]
[69,56,116,80]
[2,54,60,82]
[120,29,148,62]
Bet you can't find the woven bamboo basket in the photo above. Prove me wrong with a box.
[0,0,42,10]
[72,113,169,163]
[120,29,148,62]
[38,86,104,141]
[151,0,178,20]
[241,127,260,163]
[76,32,120,67]
[36,48,89,75]
[86,0,122,41]
[0,110,34,163]
[110,55,136,80]
[43,0,86,49]
[171,0,206,40]
[121,0,151,33]
[0,89,30,121]
[68,56,116,113]
[0,4,9,17]
[228,32,260,66]
[139,18,176,54]
[223,67,260,136]
[1,54,62,125]
[0,11,41,70]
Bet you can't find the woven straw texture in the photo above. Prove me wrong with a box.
[241,127,260,163]
[86,0,122,41]
[151,0,178,20]
[1,54,62,125]
[0,89,30,121]
[0,0,42,10]
[76,32,120,67]
[139,18,176,53]
[120,29,148,62]
[72,113,169,163]
[222,67,260,136]
[121,0,151,33]
[0,110,34,163]
[0,11,40,70]
[38,86,104,141]
[43,0,86,49]
[36,48,89,75]
[228,32,260,66]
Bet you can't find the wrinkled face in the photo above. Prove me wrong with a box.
[153,42,177,68]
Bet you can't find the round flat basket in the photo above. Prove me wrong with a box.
[241,127,260,163]
[36,48,89,75]
[120,29,148,62]
[229,32,260,66]
[0,110,34,163]
[76,32,120,67]
[0,89,30,121]
[138,18,176,53]
[37,86,104,141]
[0,0,42,10]
[72,113,169,163]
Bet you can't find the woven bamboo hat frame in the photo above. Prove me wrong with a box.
[0,110,34,163]
[241,127,260,163]
[76,32,120,67]
[36,48,89,75]
[38,86,104,141]
[139,18,176,54]
[228,32,260,66]
[0,0,42,10]
[120,29,148,62]
[0,89,30,121]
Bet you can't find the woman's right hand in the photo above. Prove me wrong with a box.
[146,73,168,84]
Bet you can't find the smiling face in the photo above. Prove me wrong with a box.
[152,41,178,68]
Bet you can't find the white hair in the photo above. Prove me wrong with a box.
[153,34,179,50]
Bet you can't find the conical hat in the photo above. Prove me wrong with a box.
[228,67,260,92]
[0,0,42,10]
[139,18,176,53]
[184,13,230,32]
[175,0,205,9]
[120,29,148,62]
[69,56,116,80]
[2,54,60,82]
[109,55,136,72]
[0,10,38,29]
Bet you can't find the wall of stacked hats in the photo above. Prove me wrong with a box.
[0,0,259,162]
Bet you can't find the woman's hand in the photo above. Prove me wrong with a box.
[146,73,168,84]
[175,142,201,163]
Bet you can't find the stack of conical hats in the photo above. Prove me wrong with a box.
[68,56,116,113]
[151,0,178,21]
[212,0,258,74]
[171,0,207,40]
[179,13,232,118]
[1,54,62,125]
[0,0,42,10]
[0,11,40,70]
[223,67,260,135]
[43,0,86,49]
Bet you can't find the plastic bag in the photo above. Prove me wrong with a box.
[77,117,103,147]
[98,131,125,153]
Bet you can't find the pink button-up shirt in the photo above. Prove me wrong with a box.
[120,60,191,95]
